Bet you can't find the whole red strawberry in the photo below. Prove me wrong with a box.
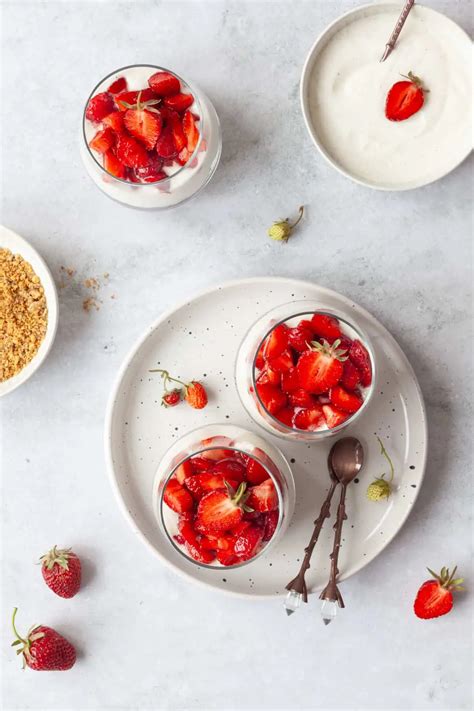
[162,389,182,407]
[11,608,76,671]
[185,381,208,410]
[414,566,464,620]
[40,546,82,599]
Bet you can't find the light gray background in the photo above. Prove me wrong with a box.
[1,1,472,709]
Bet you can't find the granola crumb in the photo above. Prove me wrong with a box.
[0,248,48,381]
[82,297,101,313]
[83,277,100,291]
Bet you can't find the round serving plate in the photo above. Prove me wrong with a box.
[300,3,472,191]
[105,277,427,598]
[0,225,58,397]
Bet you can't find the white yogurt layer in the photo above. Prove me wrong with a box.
[81,65,221,208]
[307,5,472,189]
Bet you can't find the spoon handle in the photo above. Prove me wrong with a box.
[380,0,415,62]
[320,484,347,607]
[285,480,338,602]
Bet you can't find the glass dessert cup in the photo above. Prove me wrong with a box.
[80,64,222,209]
[153,424,295,570]
[235,301,376,441]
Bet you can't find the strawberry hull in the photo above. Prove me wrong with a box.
[154,425,296,569]
[236,301,375,441]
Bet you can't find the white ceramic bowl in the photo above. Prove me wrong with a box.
[0,226,58,396]
[300,3,473,191]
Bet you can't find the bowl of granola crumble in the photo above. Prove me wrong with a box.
[0,226,58,396]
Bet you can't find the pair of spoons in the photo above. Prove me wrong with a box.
[284,437,364,623]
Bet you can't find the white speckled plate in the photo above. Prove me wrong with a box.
[105,277,427,598]
[0,225,58,397]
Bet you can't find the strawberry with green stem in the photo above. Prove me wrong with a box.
[149,368,208,409]
[122,91,163,150]
[366,436,395,501]
[414,567,464,619]
[11,608,76,671]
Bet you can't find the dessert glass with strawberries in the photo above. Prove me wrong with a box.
[81,65,222,209]
[235,302,375,440]
[154,425,295,568]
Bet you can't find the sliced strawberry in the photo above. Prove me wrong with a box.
[288,388,318,409]
[85,92,115,122]
[163,478,194,513]
[256,383,287,416]
[88,127,115,154]
[338,336,353,352]
[311,313,342,341]
[167,110,187,152]
[185,473,238,500]
[103,150,126,179]
[107,77,128,95]
[133,155,166,183]
[190,456,213,473]
[228,520,250,538]
[182,110,200,152]
[196,482,250,534]
[175,459,193,485]
[255,345,265,370]
[115,135,150,168]
[102,111,125,134]
[216,550,238,566]
[275,407,297,427]
[163,93,194,112]
[234,525,264,561]
[148,71,181,96]
[212,459,246,483]
[385,72,426,122]
[185,541,215,563]
[177,517,198,543]
[115,88,158,111]
[268,350,294,374]
[329,385,363,414]
[413,566,463,619]
[341,360,361,391]
[262,510,279,542]
[349,340,372,387]
[262,324,289,361]
[155,124,178,159]
[256,364,281,387]
[245,457,269,485]
[322,404,349,429]
[124,106,162,150]
[281,368,300,393]
[288,320,314,353]
[296,340,347,394]
[177,147,191,166]
[293,405,325,431]
[246,479,278,512]
[201,448,235,461]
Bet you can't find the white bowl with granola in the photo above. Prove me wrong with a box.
[0,226,58,396]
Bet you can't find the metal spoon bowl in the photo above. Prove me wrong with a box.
[328,436,364,485]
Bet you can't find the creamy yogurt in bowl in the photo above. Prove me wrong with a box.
[300,3,472,190]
